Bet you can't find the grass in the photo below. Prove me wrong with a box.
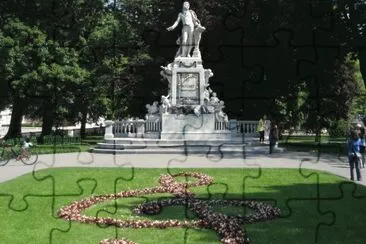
[0,168,365,243]
[279,135,347,154]
[1,134,349,155]
[1,136,104,156]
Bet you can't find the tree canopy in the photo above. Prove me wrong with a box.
[0,0,365,138]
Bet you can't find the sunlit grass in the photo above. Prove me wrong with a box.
[0,168,365,243]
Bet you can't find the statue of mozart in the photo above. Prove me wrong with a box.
[167,1,206,58]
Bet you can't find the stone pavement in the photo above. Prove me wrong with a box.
[1,151,365,186]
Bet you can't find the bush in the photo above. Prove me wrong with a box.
[328,119,349,138]
[39,135,81,145]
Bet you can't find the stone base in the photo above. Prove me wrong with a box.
[144,132,160,139]
[160,132,231,140]
[160,113,231,140]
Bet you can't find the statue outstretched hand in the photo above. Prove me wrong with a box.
[167,26,174,31]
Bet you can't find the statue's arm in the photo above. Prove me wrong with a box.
[167,14,181,31]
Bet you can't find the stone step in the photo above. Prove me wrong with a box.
[103,137,259,145]
[95,143,249,150]
[92,144,284,155]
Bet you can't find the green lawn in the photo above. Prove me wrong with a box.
[0,168,365,243]
[279,135,347,154]
[2,136,104,156]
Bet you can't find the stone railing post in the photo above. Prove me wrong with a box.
[229,119,237,132]
[135,119,145,138]
[104,120,115,139]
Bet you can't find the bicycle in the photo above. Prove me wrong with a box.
[0,143,38,166]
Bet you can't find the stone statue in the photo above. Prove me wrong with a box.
[210,92,220,105]
[216,101,229,122]
[167,1,206,58]
[204,69,213,87]
[160,63,173,92]
[160,63,173,76]
[203,87,212,103]
[193,105,201,117]
[145,101,160,115]
[161,95,171,114]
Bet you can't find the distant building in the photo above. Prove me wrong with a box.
[0,108,38,127]
[0,108,12,126]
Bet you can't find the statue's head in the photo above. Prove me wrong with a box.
[183,1,190,10]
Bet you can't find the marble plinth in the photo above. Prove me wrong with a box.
[160,114,231,140]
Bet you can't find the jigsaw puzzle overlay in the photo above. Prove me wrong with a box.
[1,0,366,244]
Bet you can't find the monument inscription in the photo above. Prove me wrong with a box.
[177,72,200,105]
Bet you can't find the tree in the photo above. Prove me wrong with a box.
[0,18,88,139]
[348,58,366,119]
[0,18,50,139]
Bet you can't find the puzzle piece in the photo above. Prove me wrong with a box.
[2,0,366,244]
[315,182,366,243]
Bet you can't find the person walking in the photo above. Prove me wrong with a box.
[264,118,271,141]
[347,130,363,181]
[269,123,279,154]
[359,127,366,168]
[257,115,265,144]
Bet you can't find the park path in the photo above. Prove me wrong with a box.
[1,150,365,186]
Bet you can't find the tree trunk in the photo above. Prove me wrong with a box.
[315,128,321,143]
[359,48,366,88]
[4,98,24,139]
[80,108,88,139]
[38,101,55,143]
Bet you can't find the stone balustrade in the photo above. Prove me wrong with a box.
[106,118,259,138]
[112,119,145,138]
[215,121,229,131]
[145,120,162,132]
[235,120,259,136]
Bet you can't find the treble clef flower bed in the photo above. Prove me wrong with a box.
[57,172,281,244]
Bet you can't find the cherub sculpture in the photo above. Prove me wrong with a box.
[210,92,220,105]
[161,95,171,114]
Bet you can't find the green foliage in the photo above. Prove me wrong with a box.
[328,119,349,138]
[348,58,366,119]
[1,0,365,132]
[0,18,89,136]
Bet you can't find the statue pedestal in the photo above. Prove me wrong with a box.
[171,57,205,106]
[104,120,115,139]
[160,114,231,140]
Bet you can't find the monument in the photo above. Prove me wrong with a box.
[94,1,282,155]
[147,1,230,140]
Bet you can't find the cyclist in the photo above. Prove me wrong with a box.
[16,137,33,161]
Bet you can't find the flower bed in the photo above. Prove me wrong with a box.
[58,172,281,244]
